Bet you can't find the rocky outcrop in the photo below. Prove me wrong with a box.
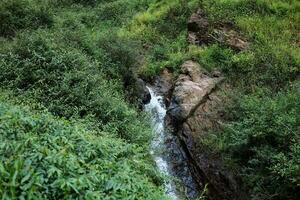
[153,68,173,104]
[168,61,223,121]
[188,9,249,51]
[167,61,248,200]
[188,9,211,45]
[135,78,151,106]
[211,24,249,51]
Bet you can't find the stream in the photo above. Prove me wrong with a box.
[145,86,199,199]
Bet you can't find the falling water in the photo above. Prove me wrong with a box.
[145,86,179,199]
[145,86,200,200]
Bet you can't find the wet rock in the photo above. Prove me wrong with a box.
[153,68,174,105]
[180,118,248,200]
[136,78,151,104]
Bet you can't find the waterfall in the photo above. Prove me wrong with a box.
[145,86,179,200]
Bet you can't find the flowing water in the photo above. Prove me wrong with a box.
[145,86,199,200]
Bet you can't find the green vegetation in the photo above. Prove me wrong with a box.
[220,82,300,199]
[0,93,164,199]
[0,0,53,37]
[0,0,299,199]
[118,0,300,199]
[0,0,166,199]
[199,1,300,199]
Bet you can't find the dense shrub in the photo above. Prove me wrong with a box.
[53,0,110,6]
[96,31,142,86]
[0,31,148,143]
[0,0,53,37]
[0,96,165,199]
[221,83,300,199]
[0,1,169,199]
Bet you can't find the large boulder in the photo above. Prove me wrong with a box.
[168,61,223,121]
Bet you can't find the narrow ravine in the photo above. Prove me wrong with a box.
[145,86,199,200]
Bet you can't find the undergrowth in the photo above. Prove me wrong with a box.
[0,92,165,199]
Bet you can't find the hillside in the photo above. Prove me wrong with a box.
[0,0,299,199]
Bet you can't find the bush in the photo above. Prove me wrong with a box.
[54,0,110,6]
[96,31,141,82]
[0,0,53,37]
[189,44,234,72]
[0,96,165,199]
[221,82,300,199]
[0,31,148,143]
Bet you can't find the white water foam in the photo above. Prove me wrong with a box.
[145,86,178,200]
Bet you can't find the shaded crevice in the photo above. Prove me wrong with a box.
[175,125,224,200]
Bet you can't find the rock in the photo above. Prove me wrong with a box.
[153,68,173,105]
[212,70,222,78]
[187,10,249,51]
[188,9,208,32]
[187,32,198,45]
[168,61,223,121]
[212,26,249,51]
[226,34,249,51]
[167,60,249,200]
[187,9,211,45]
[136,78,151,104]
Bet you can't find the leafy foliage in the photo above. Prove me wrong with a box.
[0,0,167,199]
[0,0,53,37]
[221,83,300,199]
[0,95,165,199]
